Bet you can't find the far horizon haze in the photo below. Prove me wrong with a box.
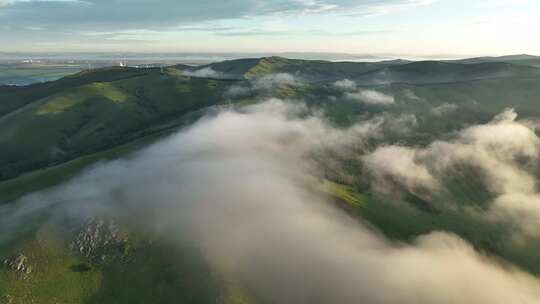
[0,0,539,56]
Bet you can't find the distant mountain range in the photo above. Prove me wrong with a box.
[2,54,539,86]
[184,54,540,83]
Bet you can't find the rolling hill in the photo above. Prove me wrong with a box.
[450,54,540,65]
[178,55,540,84]
[1,55,540,304]
[182,56,408,81]
[2,56,540,189]
[0,67,238,181]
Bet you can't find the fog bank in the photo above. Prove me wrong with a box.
[5,101,540,303]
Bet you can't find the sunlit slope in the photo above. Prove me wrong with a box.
[0,67,150,117]
[450,54,540,66]
[0,63,83,86]
[0,219,226,304]
[0,67,237,181]
[2,56,540,304]
[186,55,540,83]
[352,61,540,84]
[187,56,406,81]
[2,58,540,182]
[326,182,540,275]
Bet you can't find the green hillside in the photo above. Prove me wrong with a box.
[186,56,406,81]
[179,55,540,84]
[0,62,88,86]
[0,67,239,181]
[450,54,540,66]
[0,67,151,117]
[353,61,540,84]
[1,56,540,304]
[2,57,540,192]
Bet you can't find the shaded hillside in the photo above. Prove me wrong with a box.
[0,67,152,117]
[450,54,540,66]
[0,67,239,181]
[0,63,85,86]
[2,56,540,182]
[183,56,406,81]
[3,73,540,203]
[2,55,540,304]
[178,56,540,84]
[353,61,540,84]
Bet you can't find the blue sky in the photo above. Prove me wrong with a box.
[0,0,539,56]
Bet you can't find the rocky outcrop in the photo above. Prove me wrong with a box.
[2,254,32,275]
[70,217,128,261]
[1,295,14,304]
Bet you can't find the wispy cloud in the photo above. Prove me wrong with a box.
[364,108,540,241]
[4,100,540,303]
[0,0,438,31]
[346,89,395,105]
[348,0,440,17]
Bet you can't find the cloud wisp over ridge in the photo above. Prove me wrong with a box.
[364,108,540,240]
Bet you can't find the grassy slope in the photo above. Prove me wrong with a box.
[0,125,240,304]
[0,63,87,86]
[450,54,540,66]
[320,75,540,275]
[0,98,225,205]
[0,68,237,181]
[0,224,227,304]
[203,56,404,81]
[0,236,102,304]
[353,61,540,85]
[1,58,540,303]
[205,55,540,83]
[0,66,254,303]
[0,127,163,204]
[0,67,151,117]
[326,182,540,275]
[318,75,540,138]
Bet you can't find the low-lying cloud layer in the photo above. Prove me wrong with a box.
[254,73,298,89]
[364,108,540,240]
[6,100,540,303]
[346,89,395,105]
[183,67,224,78]
[225,73,300,98]
[333,78,357,91]
[333,79,395,105]
[432,103,458,116]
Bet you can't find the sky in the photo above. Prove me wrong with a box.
[0,0,539,56]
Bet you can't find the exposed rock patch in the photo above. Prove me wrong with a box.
[2,254,32,275]
[1,295,14,304]
[70,217,129,262]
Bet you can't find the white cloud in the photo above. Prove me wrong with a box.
[361,0,440,16]
[364,108,540,240]
[384,113,418,135]
[432,103,458,116]
[333,78,357,91]
[183,67,223,78]
[5,100,540,303]
[225,85,251,97]
[223,73,300,98]
[346,89,395,105]
[254,73,298,90]
[364,145,440,196]
[403,89,422,101]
